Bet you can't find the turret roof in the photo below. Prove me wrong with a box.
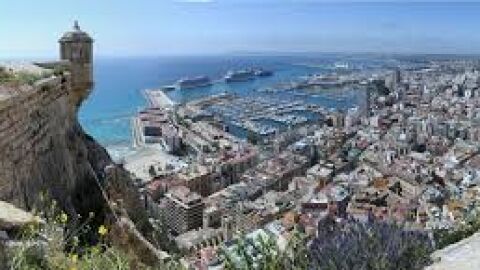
[59,21,93,43]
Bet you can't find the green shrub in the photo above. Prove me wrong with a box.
[220,218,433,270]
[8,200,130,270]
[0,67,52,86]
[220,228,308,270]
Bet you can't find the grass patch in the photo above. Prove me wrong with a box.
[0,66,52,86]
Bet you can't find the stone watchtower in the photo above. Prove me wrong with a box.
[59,21,94,103]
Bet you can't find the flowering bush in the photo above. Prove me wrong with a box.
[7,200,130,270]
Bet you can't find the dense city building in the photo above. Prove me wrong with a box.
[165,186,204,235]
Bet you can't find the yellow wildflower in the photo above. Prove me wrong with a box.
[98,225,108,236]
[91,246,100,254]
[70,253,78,264]
[72,236,79,247]
[60,213,68,224]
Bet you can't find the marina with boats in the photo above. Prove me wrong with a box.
[134,62,368,146]
[184,93,331,140]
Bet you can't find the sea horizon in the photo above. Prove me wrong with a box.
[4,50,480,61]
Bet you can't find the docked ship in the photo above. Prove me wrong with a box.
[224,69,256,83]
[175,76,212,89]
[334,62,349,69]
[160,85,176,92]
[254,68,273,77]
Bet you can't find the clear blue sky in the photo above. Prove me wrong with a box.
[1,1,480,58]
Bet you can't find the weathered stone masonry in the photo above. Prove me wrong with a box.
[0,74,107,217]
[0,21,105,218]
[0,22,151,236]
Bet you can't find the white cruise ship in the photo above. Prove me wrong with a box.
[175,76,212,89]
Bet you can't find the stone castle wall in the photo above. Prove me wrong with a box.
[0,75,70,205]
[0,72,149,235]
[0,74,108,216]
[0,76,69,161]
[0,23,159,261]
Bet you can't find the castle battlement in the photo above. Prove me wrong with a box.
[59,21,94,91]
[0,22,95,209]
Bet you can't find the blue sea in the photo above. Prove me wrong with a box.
[79,54,385,159]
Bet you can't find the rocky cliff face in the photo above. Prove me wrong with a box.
[0,69,166,265]
[0,74,101,218]
[0,72,135,226]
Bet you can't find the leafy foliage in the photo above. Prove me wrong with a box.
[220,217,432,270]
[6,197,188,270]
[220,229,309,270]
[7,200,131,270]
[0,66,52,86]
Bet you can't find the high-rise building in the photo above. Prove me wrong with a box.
[165,186,204,235]
[386,68,402,91]
[364,86,372,116]
[393,68,401,85]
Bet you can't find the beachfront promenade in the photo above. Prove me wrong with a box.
[144,89,175,107]
[133,89,175,148]
[127,89,184,182]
